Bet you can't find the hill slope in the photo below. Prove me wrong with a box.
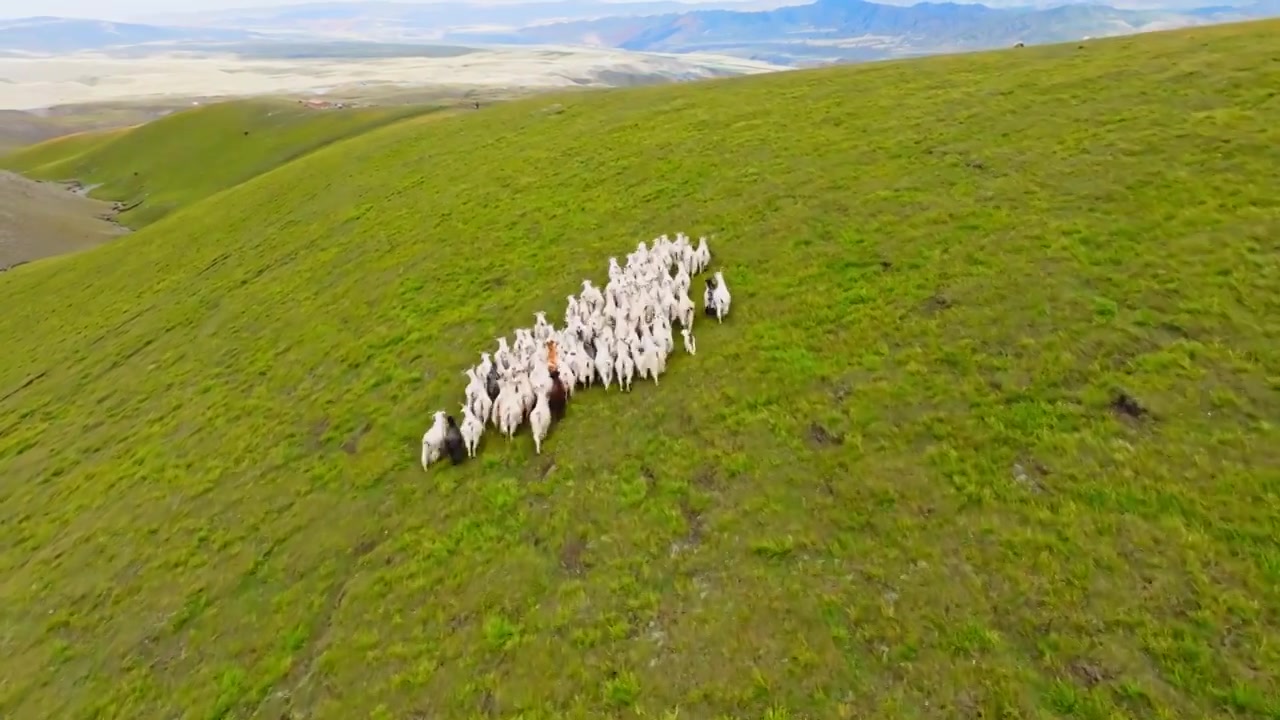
[1,127,125,174]
[0,109,157,156]
[0,171,128,270]
[1,19,1279,720]
[1,101,439,228]
[0,101,196,155]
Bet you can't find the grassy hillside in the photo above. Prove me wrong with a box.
[0,111,125,156]
[1,18,1278,720]
[1,100,440,228]
[1,126,128,172]
[0,103,186,156]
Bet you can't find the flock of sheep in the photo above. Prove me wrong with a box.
[421,232,732,468]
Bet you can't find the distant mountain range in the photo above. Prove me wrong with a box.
[0,16,259,54]
[2,0,1277,63]
[152,0,785,40]
[438,0,1279,63]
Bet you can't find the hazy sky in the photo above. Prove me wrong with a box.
[1,0,232,19]
[0,0,1226,21]
[1,0,764,21]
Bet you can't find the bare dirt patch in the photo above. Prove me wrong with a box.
[921,292,954,314]
[0,170,130,269]
[340,420,373,455]
[808,422,845,446]
[559,532,589,575]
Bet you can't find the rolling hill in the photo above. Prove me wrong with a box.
[2,101,440,228]
[1,18,1278,720]
[0,105,184,155]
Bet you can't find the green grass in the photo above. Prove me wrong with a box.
[0,101,200,158]
[0,99,442,228]
[0,125,126,168]
[2,19,1279,720]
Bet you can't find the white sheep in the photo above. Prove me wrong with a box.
[712,270,731,323]
[464,368,491,420]
[529,390,552,454]
[421,411,447,470]
[694,236,711,274]
[676,290,694,329]
[681,327,697,355]
[557,359,578,398]
[616,342,636,392]
[636,335,662,385]
[653,314,674,356]
[533,311,553,342]
[595,341,614,390]
[494,376,522,437]
[569,346,593,389]
[581,279,605,315]
[460,404,484,457]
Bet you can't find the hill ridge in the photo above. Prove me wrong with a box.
[2,100,441,229]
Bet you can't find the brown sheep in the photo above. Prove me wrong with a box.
[548,370,567,421]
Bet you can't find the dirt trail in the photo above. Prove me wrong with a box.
[0,171,131,271]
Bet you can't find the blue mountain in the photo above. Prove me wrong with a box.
[0,17,258,54]
[441,0,1231,63]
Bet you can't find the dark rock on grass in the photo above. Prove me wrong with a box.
[1109,390,1150,419]
[808,423,845,446]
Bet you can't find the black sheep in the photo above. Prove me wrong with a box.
[548,370,567,421]
[703,276,719,317]
[485,364,501,401]
[444,415,466,465]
